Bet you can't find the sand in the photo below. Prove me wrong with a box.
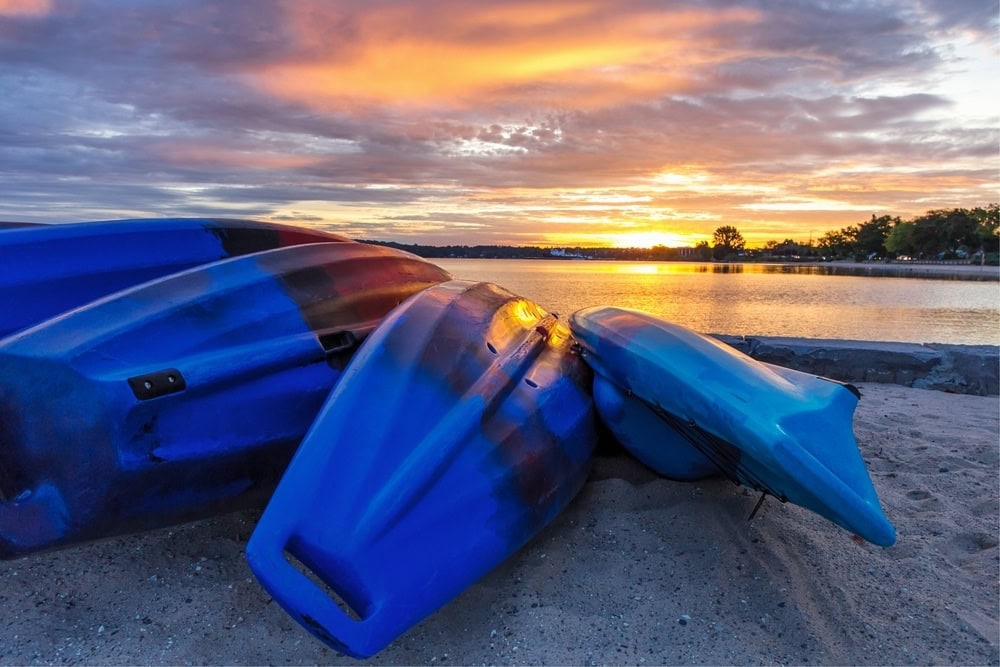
[0,383,997,666]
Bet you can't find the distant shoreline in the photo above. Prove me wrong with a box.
[792,260,1000,281]
[441,255,1000,281]
[365,240,1000,281]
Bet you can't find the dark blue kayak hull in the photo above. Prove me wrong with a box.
[0,217,348,337]
[0,242,451,559]
[247,281,597,658]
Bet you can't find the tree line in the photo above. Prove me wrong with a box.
[784,205,996,262]
[708,205,999,263]
[366,204,999,264]
[364,240,703,261]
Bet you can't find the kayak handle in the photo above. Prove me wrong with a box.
[246,528,392,659]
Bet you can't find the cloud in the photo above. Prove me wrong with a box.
[248,1,762,112]
[916,0,999,35]
[0,0,51,17]
[0,0,995,245]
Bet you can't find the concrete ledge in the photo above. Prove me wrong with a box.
[711,335,1000,396]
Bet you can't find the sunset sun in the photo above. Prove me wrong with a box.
[608,230,697,249]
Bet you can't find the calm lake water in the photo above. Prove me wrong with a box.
[436,259,1000,346]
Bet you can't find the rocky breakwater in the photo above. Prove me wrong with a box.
[712,335,999,396]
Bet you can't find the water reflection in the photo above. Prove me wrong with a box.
[570,262,746,275]
[437,259,1000,345]
[531,260,997,280]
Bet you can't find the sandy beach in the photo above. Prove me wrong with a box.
[0,382,997,666]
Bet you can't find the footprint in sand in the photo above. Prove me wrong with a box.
[945,531,1000,567]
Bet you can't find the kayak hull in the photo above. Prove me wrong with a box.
[0,217,348,337]
[570,306,895,547]
[0,242,450,559]
[247,281,597,658]
[592,374,718,480]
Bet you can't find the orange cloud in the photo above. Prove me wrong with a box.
[249,2,759,110]
[0,0,52,16]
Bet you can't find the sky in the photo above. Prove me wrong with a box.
[0,0,997,247]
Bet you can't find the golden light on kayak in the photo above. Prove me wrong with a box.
[511,298,543,326]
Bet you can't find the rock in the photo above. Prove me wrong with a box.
[711,335,999,396]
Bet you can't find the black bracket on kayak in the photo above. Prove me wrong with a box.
[128,369,187,400]
[319,330,358,354]
[318,330,364,370]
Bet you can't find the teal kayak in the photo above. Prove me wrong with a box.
[570,306,895,547]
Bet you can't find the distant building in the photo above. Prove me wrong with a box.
[549,248,587,259]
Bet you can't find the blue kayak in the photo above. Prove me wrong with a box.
[247,281,597,658]
[0,217,348,337]
[0,242,451,559]
[570,306,895,547]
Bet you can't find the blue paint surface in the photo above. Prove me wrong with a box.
[0,242,450,559]
[0,217,347,338]
[247,281,596,658]
[570,306,896,547]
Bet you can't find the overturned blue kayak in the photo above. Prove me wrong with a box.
[570,306,895,547]
[247,281,597,658]
[0,242,451,559]
[0,217,348,337]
